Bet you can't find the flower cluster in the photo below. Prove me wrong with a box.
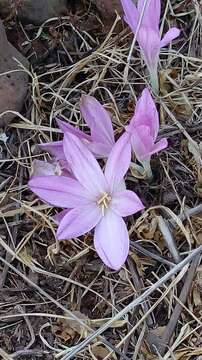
[29,88,167,270]
[28,0,176,270]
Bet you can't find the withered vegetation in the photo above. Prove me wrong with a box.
[0,1,202,359]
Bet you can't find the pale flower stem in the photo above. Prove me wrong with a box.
[150,68,159,95]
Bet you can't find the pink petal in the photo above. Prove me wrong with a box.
[28,176,92,208]
[39,141,65,161]
[120,0,139,33]
[56,118,91,141]
[58,118,113,158]
[57,204,102,240]
[114,180,126,192]
[31,160,61,177]
[148,138,168,157]
[160,27,180,48]
[52,209,70,224]
[94,210,129,270]
[63,133,108,196]
[138,27,161,70]
[131,127,167,161]
[104,132,131,191]
[128,88,159,140]
[110,190,144,217]
[80,95,115,148]
[137,0,161,33]
[86,141,113,158]
[131,125,154,161]
[57,160,72,175]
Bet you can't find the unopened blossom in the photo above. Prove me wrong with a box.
[125,88,168,177]
[31,159,72,178]
[40,95,115,161]
[29,133,144,270]
[120,0,180,92]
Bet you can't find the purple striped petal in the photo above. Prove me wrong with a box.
[52,209,70,224]
[39,141,65,161]
[131,126,154,161]
[160,27,180,48]
[94,210,129,270]
[104,132,131,191]
[128,88,159,140]
[138,27,161,70]
[57,204,102,240]
[149,138,168,157]
[137,0,161,33]
[86,141,113,158]
[80,95,115,148]
[110,190,144,217]
[28,176,92,208]
[131,128,167,161]
[63,133,108,196]
[120,0,139,33]
[56,118,91,141]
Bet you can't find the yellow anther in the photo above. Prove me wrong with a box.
[97,193,112,215]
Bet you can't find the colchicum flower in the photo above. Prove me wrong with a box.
[125,88,168,178]
[39,95,115,161]
[120,0,180,93]
[29,133,144,270]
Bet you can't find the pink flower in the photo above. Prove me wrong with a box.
[28,133,144,270]
[125,88,167,170]
[120,0,180,91]
[39,95,115,161]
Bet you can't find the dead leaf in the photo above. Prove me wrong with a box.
[175,347,202,359]
[90,344,117,359]
[160,68,177,95]
[53,310,127,343]
[192,285,201,307]
[136,213,158,240]
[53,311,89,342]
[188,139,202,170]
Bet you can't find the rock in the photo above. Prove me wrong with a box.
[0,20,29,127]
[92,0,123,19]
[0,0,67,25]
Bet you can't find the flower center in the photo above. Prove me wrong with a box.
[97,193,112,215]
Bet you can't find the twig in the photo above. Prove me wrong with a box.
[171,204,202,228]
[11,349,48,358]
[122,259,156,358]
[160,101,196,146]
[157,254,200,356]
[132,243,175,267]
[157,216,181,264]
[0,164,24,286]
[127,258,156,328]
[0,256,130,360]
[59,246,202,360]
[15,305,35,349]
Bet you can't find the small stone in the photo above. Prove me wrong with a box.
[0,0,67,25]
[0,20,29,127]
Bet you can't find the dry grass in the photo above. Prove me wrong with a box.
[0,0,202,359]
